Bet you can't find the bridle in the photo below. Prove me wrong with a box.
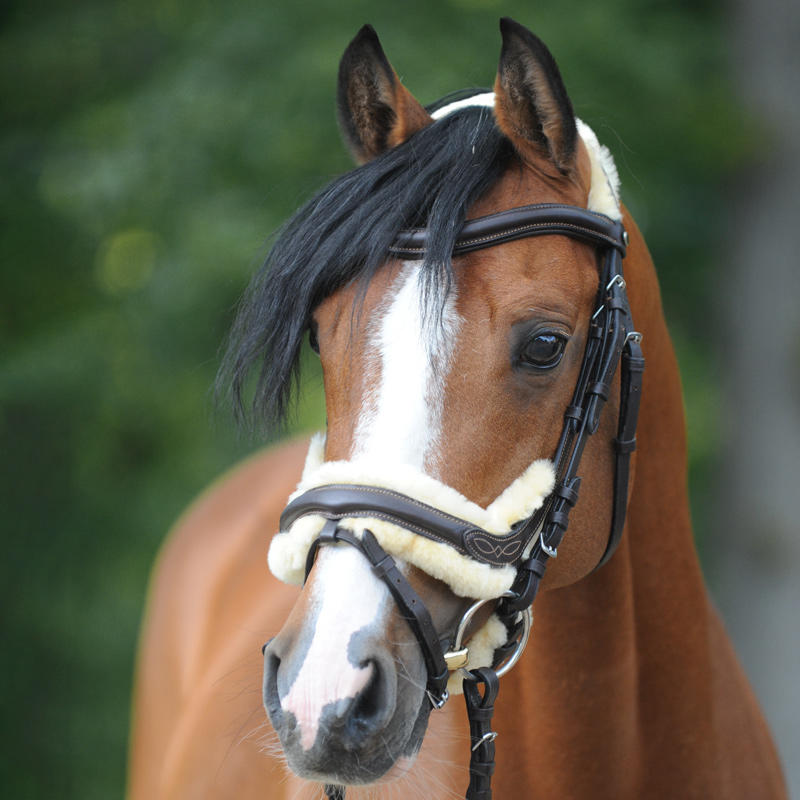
[277,203,644,800]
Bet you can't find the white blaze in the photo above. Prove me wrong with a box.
[281,262,461,750]
[282,546,389,750]
[353,262,461,471]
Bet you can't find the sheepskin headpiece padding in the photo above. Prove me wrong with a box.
[432,93,622,221]
[269,434,555,599]
[268,434,553,693]
[575,118,622,221]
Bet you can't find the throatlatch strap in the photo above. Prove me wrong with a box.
[597,335,644,568]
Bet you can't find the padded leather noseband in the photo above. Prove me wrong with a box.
[281,203,644,800]
[282,484,548,568]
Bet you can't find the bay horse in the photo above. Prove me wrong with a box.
[128,19,787,800]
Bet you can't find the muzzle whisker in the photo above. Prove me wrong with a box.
[408,757,465,800]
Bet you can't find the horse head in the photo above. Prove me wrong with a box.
[228,18,638,790]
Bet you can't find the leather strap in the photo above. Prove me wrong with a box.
[597,335,644,567]
[285,484,479,555]
[304,520,450,706]
[282,484,547,567]
[463,668,500,800]
[503,245,640,609]
[390,203,627,259]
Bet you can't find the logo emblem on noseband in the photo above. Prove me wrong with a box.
[467,535,524,561]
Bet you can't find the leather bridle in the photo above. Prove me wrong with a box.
[278,203,644,800]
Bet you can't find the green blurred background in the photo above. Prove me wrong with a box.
[0,0,764,797]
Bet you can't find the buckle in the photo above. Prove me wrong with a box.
[444,647,469,671]
[539,530,558,558]
[471,731,498,751]
[625,330,643,345]
[426,688,449,709]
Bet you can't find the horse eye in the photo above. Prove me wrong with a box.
[518,332,566,369]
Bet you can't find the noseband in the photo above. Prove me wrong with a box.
[279,203,644,800]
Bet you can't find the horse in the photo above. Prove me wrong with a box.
[128,19,787,800]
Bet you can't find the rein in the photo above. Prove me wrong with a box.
[279,203,644,800]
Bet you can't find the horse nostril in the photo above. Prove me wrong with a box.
[263,649,284,721]
[345,660,392,742]
[353,662,379,718]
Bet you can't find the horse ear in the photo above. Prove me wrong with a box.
[337,25,433,164]
[493,18,578,173]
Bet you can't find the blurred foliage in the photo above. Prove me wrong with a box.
[0,0,746,796]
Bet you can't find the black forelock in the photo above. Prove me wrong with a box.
[217,96,515,431]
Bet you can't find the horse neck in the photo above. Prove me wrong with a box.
[492,213,718,795]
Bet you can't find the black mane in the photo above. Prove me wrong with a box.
[218,97,515,430]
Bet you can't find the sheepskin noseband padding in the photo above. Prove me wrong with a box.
[268,435,554,694]
[269,434,555,599]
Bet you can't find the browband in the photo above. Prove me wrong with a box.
[389,203,627,259]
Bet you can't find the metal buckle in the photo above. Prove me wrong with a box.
[594,275,626,320]
[539,530,558,558]
[444,647,469,671]
[471,731,498,751]
[426,688,449,710]
[625,330,643,344]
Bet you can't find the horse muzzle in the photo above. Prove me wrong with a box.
[262,620,429,784]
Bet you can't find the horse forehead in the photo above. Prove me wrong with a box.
[314,260,404,335]
[469,148,591,214]
[453,237,598,322]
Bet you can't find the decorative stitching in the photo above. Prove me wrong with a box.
[285,483,550,566]
[389,216,622,256]
[297,509,470,553]
[293,483,495,532]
